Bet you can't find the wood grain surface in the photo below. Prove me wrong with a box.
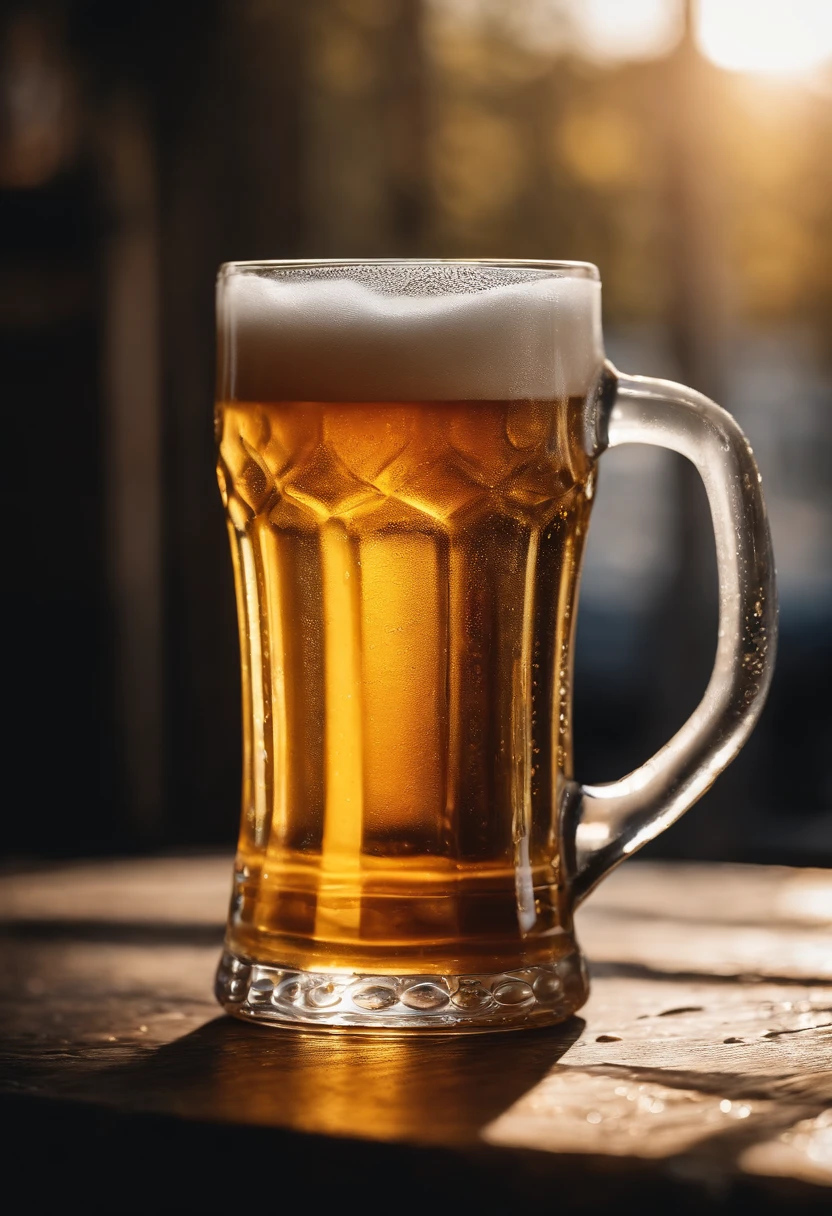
[1,857,829,1212]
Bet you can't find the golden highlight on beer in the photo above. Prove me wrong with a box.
[216,270,601,976]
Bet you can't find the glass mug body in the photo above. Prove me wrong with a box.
[214,261,776,1031]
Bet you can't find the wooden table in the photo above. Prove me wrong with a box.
[1,857,830,1212]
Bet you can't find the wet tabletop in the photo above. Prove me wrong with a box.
[1,857,830,1212]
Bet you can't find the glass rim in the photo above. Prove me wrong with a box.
[218,257,600,281]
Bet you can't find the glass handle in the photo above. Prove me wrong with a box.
[564,364,777,906]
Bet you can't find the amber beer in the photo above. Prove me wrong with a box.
[216,262,604,1023]
[218,394,591,966]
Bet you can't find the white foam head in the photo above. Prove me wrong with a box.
[218,265,603,402]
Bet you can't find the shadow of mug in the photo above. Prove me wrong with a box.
[87,1014,586,1144]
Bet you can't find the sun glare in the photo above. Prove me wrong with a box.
[697,0,832,76]
[573,0,682,64]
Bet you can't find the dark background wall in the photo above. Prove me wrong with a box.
[1,0,830,863]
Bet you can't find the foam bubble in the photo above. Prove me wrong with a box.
[218,268,603,402]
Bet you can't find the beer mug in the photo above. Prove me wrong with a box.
[214,260,776,1031]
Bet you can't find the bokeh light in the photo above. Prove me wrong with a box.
[571,0,682,64]
[697,0,832,76]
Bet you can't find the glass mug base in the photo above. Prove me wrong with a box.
[215,949,589,1033]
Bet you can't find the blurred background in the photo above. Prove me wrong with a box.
[2,0,830,864]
